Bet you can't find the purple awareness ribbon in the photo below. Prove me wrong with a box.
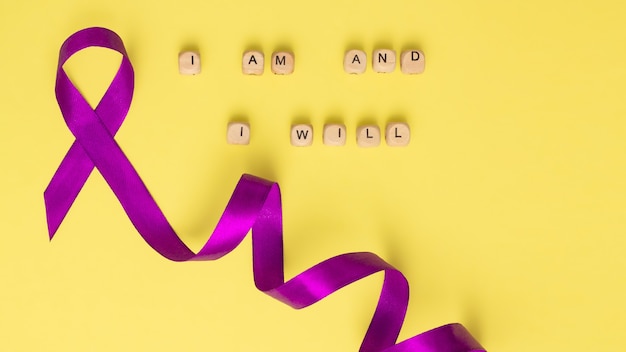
[45,27,486,352]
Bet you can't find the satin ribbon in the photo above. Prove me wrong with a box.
[44,27,486,352]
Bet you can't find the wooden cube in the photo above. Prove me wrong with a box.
[344,50,366,74]
[179,51,201,75]
[400,50,425,74]
[271,51,295,74]
[372,49,396,73]
[356,125,381,147]
[227,122,250,145]
[323,124,347,146]
[385,122,410,146]
[242,51,264,75]
[291,124,313,146]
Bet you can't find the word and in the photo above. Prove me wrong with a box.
[226,122,410,147]
[344,49,424,74]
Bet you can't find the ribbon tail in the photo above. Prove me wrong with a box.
[383,323,485,352]
[44,141,96,239]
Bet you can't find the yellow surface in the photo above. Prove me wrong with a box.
[1,1,626,351]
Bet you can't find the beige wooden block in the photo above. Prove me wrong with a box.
[291,124,313,146]
[323,124,347,146]
[179,51,201,75]
[372,49,396,73]
[227,122,250,145]
[400,50,425,74]
[271,51,295,74]
[356,125,381,147]
[242,51,264,75]
[344,50,366,74]
[385,122,410,146]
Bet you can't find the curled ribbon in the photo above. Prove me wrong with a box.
[45,27,486,352]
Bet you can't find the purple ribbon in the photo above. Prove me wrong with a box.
[45,27,486,352]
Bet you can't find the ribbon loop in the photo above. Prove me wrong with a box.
[45,27,486,352]
[45,27,134,238]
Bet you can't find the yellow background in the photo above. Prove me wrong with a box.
[1,0,625,351]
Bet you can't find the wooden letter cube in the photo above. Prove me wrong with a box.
[385,122,410,146]
[242,51,264,75]
[179,51,201,75]
[372,49,396,73]
[356,125,381,147]
[271,51,295,74]
[323,124,347,146]
[227,122,250,145]
[344,50,366,74]
[291,124,313,146]
[400,50,425,74]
